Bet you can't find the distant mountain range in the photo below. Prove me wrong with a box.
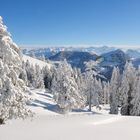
[21,45,140,58]
[21,46,117,57]
[21,46,140,80]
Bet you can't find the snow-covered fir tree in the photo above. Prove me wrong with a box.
[128,66,140,116]
[83,60,105,111]
[102,81,110,104]
[51,60,84,113]
[33,64,44,88]
[19,61,28,85]
[0,16,32,124]
[95,78,103,104]
[24,60,44,89]
[83,70,99,111]
[110,67,121,114]
[42,65,53,90]
[25,60,36,87]
[120,62,137,115]
[72,67,87,107]
[130,75,140,116]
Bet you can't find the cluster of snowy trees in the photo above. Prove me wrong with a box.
[50,60,140,116]
[51,60,85,113]
[21,57,109,114]
[21,60,44,88]
[20,59,53,90]
[0,16,32,124]
[110,62,140,116]
[50,60,110,113]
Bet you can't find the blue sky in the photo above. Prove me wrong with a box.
[0,0,140,47]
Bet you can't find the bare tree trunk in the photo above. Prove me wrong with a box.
[0,118,4,125]
[89,91,92,111]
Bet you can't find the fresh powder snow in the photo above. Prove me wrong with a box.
[0,89,140,140]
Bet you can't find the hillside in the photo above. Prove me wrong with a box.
[22,55,51,69]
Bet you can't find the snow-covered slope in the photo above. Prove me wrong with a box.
[1,89,140,140]
[22,55,51,69]
[29,89,58,116]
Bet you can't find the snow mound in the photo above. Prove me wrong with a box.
[22,55,51,69]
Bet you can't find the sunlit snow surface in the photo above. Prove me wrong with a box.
[22,55,51,69]
[1,89,140,140]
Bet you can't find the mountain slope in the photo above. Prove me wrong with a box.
[49,51,98,70]
[126,49,140,59]
[98,49,130,80]
[100,49,129,66]
[132,58,140,68]
[23,55,51,69]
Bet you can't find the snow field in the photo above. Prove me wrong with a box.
[1,89,140,140]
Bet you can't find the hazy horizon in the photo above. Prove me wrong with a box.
[20,44,140,49]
